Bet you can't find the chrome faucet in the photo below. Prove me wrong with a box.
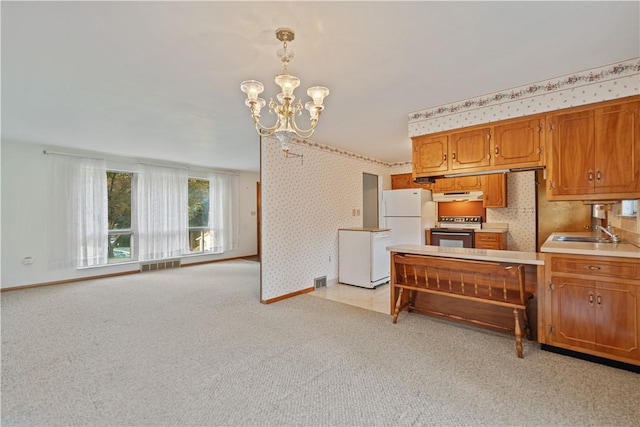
[595,224,621,243]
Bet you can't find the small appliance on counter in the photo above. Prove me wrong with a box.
[338,228,391,288]
[429,215,482,248]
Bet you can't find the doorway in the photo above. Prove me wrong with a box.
[362,173,379,228]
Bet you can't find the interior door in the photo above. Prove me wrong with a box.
[363,173,379,228]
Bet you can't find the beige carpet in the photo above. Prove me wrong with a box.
[2,259,639,426]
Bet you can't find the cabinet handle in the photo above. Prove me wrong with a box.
[586,265,601,270]
[596,294,602,307]
[495,146,500,155]
[486,153,491,160]
[452,152,456,160]
[537,124,543,133]
[549,123,556,131]
[443,154,447,162]
[588,170,594,182]
[596,170,602,181]
[486,133,491,140]
[537,146,543,155]
[588,292,594,306]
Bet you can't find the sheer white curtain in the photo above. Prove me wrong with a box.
[47,154,80,269]
[209,172,239,253]
[77,158,108,267]
[47,155,108,268]
[137,164,188,260]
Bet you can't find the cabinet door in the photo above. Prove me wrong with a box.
[595,281,640,359]
[456,176,483,191]
[474,232,504,250]
[593,102,640,194]
[493,118,544,167]
[482,174,507,208]
[449,127,491,171]
[550,275,597,350]
[548,110,595,196]
[413,135,448,176]
[432,178,457,193]
[391,173,412,189]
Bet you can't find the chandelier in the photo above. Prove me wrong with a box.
[241,28,329,153]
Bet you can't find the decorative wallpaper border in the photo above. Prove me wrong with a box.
[276,58,639,168]
[408,58,640,123]
[287,136,410,168]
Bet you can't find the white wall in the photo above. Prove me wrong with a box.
[260,137,390,301]
[0,140,259,288]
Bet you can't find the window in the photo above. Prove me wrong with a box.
[107,171,133,262]
[188,178,210,253]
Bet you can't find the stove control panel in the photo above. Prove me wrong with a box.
[439,216,482,224]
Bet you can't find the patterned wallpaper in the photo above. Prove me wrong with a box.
[485,172,536,252]
[261,59,640,301]
[261,137,389,301]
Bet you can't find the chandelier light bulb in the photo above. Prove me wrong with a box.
[240,80,264,101]
[274,73,300,98]
[307,86,330,107]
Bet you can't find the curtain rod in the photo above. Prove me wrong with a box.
[42,149,241,176]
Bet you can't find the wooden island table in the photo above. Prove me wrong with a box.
[387,245,545,357]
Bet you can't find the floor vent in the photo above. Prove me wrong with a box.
[140,259,181,272]
[314,276,327,289]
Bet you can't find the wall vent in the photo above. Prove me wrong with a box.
[140,259,181,272]
[314,276,327,289]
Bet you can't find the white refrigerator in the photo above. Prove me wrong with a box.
[338,229,391,288]
[382,189,437,246]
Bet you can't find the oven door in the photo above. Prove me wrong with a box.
[430,229,474,248]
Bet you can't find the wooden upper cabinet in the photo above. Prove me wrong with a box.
[432,175,482,193]
[456,175,483,190]
[390,173,433,190]
[449,127,492,171]
[391,173,413,189]
[548,110,595,197]
[493,118,544,167]
[432,177,457,193]
[548,98,640,200]
[412,135,448,175]
[482,174,507,208]
[593,102,639,194]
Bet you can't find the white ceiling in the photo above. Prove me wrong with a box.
[2,1,639,172]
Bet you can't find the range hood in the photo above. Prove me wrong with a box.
[432,191,484,202]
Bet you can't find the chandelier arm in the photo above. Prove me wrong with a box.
[254,119,280,135]
[290,115,319,137]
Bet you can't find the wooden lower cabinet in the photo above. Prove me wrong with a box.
[474,231,507,250]
[542,254,640,365]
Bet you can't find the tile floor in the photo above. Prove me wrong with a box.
[309,282,391,315]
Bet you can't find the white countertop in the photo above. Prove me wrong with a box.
[475,228,508,234]
[540,232,640,259]
[339,228,391,232]
[387,244,544,265]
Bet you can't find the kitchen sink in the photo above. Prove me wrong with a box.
[552,235,613,243]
